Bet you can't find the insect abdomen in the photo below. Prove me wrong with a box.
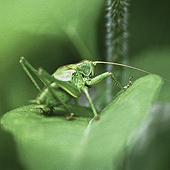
[36,83,71,107]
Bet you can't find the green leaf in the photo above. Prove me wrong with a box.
[118,103,170,170]
[1,75,162,170]
[0,128,22,170]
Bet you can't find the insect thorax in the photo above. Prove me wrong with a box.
[70,61,95,91]
[71,72,85,91]
[75,60,95,77]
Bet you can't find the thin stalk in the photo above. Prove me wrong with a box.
[105,0,129,103]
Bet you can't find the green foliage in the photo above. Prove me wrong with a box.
[106,0,129,64]
[129,0,170,56]
[0,127,22,170]
[1,75,162,170]
[118,103,170,170]
[1,1,170,169]
[105,0,129,102]
[0,0,105,114]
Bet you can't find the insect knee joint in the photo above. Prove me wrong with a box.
[107,72,112,76]
[19,57,25,63]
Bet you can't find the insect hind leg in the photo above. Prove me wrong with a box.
[82,87,100,120]
[38,69,74,120]
[20,57,53,90]
[20,57,42,91]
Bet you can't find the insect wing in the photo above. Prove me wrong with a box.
[54,79,81,98]
[53,66,76,81]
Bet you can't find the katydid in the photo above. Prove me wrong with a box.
[20,57,169,120]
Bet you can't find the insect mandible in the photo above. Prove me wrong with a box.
[20,57,170,120]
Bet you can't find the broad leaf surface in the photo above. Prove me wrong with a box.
[129,46,170,101]
[118,103,170,170]
[1,75,162,170]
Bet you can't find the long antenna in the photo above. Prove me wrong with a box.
[93,61,170,83]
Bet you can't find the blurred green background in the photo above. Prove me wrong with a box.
[0,0,170,169]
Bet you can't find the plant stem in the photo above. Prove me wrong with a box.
[105,0,129,103]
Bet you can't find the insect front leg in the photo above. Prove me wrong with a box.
[86,72,132,90]
[86,72,123,90]
[123,76,133,90]
[82,87,99,120]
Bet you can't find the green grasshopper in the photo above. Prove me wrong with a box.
[20,57,169,120]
